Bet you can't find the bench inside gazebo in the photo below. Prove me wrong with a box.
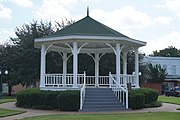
[34,9,146,111]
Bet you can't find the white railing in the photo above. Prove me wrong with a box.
[45,74,63,86]
[66,74,73,86]
[80,71,86,110]
[45,74,85,87]
[85,76,95,86]
[111,74,136,88]
[44,73,136,89]
[109,73,128,109]
[98,76,109,86]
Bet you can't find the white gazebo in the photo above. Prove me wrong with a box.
[34,10,146,109]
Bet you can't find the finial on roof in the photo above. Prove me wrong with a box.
[87,6,89,16]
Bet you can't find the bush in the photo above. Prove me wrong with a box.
[16,88,80,111]
[128,88,159,109]
[144,101,162,108]
[57,90,80,111]
[135,88,158,104]
[128,91,145,109]
[16,88,62,109]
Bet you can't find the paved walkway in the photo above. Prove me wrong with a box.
[0,102,179,120]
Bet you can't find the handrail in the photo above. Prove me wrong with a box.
[110,74,126,91]
[109,73,128,109]
[80,71,86,110]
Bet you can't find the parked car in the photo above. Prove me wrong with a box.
[165,88,180,97]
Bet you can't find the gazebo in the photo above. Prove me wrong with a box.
[34,9,146,110]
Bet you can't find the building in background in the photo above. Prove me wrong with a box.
[143,56,180,90]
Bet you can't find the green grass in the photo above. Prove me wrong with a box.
[0,108,25,118]
[0,96,16,104]
[22,112,180,120]
[158,96,180,105]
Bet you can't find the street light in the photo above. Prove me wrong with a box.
[0,66,8,98]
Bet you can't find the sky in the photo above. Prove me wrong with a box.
[0,0,180,55]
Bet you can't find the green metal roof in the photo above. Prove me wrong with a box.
[48,15,130,38]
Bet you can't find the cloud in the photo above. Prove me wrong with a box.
[155,0,180,17]
[10,0,33,8]
[154,16,173,25]
[166,0,180,16]
[0,4,12,19]
[82,0,100,2]
[35,0,77,20]
[0,28,15,44]
[91,6,152,30]
[90,6,152,38]
[141,31,180,54]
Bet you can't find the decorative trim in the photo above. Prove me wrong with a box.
[65,43,73,53]
[105,43,116,55]
[87,53,95,62]
[77,42,89,54]
[44,44,53,55]
[35,35,146,46]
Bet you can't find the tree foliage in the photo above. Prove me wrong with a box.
[10,21,54,86]
[147,63,167,83]
[0,20,74,95]
[152,46,180,57]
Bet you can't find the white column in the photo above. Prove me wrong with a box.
[40,44,46,88]
[123,51,127,75]
[116,43,121,84]
[73,42,78,88]
[95,53,99,87]
[135,48,139,88]
[123,51,127,88]
[62,53,67,87]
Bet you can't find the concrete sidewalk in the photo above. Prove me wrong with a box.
[0,102,179,120]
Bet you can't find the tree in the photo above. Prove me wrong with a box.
[147,63,167,83]
[10,21,55,87]
[152,46,180,57]
[0,44,20,95]
[0,20,74,95]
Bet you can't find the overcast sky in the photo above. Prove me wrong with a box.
[0,0,180,55]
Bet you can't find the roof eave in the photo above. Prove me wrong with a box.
[35,35,146,46]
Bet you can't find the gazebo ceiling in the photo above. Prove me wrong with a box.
[35,12,146,53]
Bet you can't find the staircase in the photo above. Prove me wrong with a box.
[81,88,126,112]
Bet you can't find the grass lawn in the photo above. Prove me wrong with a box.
[22,112,180,120]
[0,108,25,118]
[0,96,25,118]
[0,96,16,104]
[158,96,180,105]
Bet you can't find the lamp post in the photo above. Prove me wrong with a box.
[0,66,8,98]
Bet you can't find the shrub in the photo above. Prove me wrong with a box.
[128,91,145,109]
[128,88,159,109]
[135,88,158,104]
[16,88,62,109]
[144,101,162,108]
[57,90,80,111]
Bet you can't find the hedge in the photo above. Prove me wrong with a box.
[135,88,158,104]
[128,88,159,109]
[17,88,158,111]
[16,88,80,111]
[128,91,145,109]
[57,90,80,111]
[16,88,62,109]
